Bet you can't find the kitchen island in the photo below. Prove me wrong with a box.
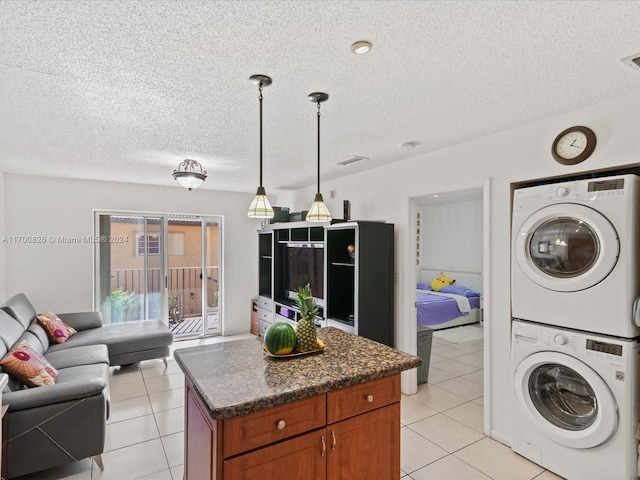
[174,327,421,480]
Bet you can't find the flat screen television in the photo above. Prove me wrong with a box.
[284,245,324,304]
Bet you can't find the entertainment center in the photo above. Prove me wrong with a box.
[256,220,394,346]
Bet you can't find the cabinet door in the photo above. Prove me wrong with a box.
[327,403,400,480]
[185,388,217,480]
[223,429,326,480]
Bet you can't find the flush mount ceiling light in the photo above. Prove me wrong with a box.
[247,74,275,219]
[621,53,640,71]
[351,40,372,55]
[306,92,332,223]
[172,159,207,190]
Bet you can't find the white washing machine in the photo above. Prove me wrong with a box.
[511,319,640,480]
[512,174,640,338]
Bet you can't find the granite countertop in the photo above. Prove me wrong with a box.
[174,327,421,420]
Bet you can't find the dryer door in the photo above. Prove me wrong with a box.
[514,203,619,292]
[514,351,618,449]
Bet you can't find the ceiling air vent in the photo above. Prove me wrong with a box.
[621,53,640,70]
[337,156,369,166]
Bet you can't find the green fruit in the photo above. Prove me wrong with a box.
[295,284,319,320]
[294,284,319,352]
[296,317,317,352]
[264,322,296,355]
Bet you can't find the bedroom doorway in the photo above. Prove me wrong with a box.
[409,180,490,436]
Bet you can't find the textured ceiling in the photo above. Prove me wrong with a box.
[1,1,640,194]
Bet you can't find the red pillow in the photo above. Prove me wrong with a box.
[36,312,77,344]
[0,341,58,387]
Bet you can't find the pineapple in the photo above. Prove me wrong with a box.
[295,284,319,352]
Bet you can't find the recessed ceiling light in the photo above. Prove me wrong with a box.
[351,41,372,55]
[399,141,418,151]
[337,155,369,166]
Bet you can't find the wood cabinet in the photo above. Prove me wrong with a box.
[224,430,326,480]
[326,404,400,480]
[184,374,401,480]
[250,298,258,335]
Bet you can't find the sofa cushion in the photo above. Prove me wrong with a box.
[0,309,23,354]
[1,293,37,330]
[4,362,108,412]
[45,345,109,370]
[47,320,173,357]
[0,341,58,387]
[36,312,77,344]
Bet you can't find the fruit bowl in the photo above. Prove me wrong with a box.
[263,343,325,359]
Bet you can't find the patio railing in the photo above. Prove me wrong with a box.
[110,266,219,323]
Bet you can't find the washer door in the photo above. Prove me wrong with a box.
[514,351,618,448]
[514,203,619,292]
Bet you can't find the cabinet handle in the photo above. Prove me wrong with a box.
[366,394,374,403]
[321,435,326,456]
[331,430,336,450]
[277,420,286,430]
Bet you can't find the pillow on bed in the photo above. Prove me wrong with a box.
[417,283,431,291]
[439,285,480,297]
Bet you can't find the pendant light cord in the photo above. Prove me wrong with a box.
[259,83,264,188]
[316,101,321,194]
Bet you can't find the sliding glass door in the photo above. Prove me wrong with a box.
[95,212,223,337]
[166,215,222,336]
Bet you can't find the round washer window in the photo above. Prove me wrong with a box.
[528,217,599,278]
[528,363,597,431]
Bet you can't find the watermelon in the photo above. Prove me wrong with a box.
[264,322,296,355]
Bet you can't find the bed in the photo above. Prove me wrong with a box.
[416,269,483,330]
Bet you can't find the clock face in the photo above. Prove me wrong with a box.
[555,131,588,160]
[551,126,596,165]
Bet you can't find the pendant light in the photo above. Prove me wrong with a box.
[247,74,275,219]
[305,92,332,222]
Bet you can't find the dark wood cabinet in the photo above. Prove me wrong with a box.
[326,404,400,480]
[183,374,401,480]
[223,430,326,480]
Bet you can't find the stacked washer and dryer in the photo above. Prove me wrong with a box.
[511,174,640,480]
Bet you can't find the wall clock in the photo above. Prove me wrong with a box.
[551,126,597,165]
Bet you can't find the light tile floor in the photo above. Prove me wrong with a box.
[15,332,564,480]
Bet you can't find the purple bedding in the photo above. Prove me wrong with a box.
[416,288,481,327]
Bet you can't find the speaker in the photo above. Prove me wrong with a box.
[343,200,351,221]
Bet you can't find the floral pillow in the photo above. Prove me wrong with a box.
[0,341,58,387]
[36,312,77,344]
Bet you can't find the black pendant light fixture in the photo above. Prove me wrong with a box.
[305,92,332,222]
[247,74,275,219]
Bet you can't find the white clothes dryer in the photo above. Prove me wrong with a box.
[511,320,640,480]
[512,174,640,338]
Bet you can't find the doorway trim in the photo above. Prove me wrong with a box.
[404,177,492,436]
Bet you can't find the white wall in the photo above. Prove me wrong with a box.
[3,175,265,335]
[290,92,640,445]
[418,198,483,276]
[0,170,5,301]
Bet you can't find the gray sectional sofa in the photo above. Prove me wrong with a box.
[0,293,173,479]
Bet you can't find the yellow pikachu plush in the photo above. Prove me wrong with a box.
[431,272,455,292]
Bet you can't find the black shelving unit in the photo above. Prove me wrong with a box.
[256,221,394,346]
[326,221,394,346]
[258,231,273,298]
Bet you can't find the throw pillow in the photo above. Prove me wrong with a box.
[0,341,58,387]
[36,312,77,344]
